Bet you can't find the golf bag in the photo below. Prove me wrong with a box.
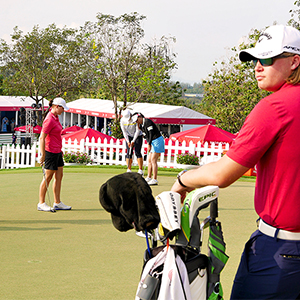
[135,186,229,300]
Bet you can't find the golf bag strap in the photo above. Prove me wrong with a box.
[175,260,188,300]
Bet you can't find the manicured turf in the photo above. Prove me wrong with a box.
[0,166,257,299]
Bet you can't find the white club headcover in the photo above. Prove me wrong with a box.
[155,191,181,233]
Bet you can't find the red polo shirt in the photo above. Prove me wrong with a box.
[42,111,62,154]
[227,83,300,232]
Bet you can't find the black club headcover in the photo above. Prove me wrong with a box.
[99,172,160,232]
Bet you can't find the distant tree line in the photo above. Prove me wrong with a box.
[191,1,300,133]
[1,2,299,134]
[0,12,185,137]
[180,82,204,95]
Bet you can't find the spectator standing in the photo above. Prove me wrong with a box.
[10,118,15,132]
[136,113,165,185]
[12,132,17,145]
[2,117,8,132]
[120,109,144,174]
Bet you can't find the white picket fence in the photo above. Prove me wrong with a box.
[0,137,230,169]
[0,143,37,169]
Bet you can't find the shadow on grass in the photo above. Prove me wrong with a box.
[0,219,112,227]
[0,226,62,231]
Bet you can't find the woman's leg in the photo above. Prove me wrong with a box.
[137,157,143,170]
[126,137,133,170]
[134,136,143,171]
[150,152,160,180]
[147,153,153,178]
[53,166,63,204]
[39,169,55,204]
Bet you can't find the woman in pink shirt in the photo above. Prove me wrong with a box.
[38,98,72,211]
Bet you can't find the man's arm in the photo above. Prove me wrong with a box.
[171,155,249,200]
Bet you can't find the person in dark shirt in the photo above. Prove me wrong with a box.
[12,132,17,145]
[136,113,165,185]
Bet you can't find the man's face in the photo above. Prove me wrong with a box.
[254,55,299,92]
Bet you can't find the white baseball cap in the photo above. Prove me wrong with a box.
[52,98,69,110]
[239,25,300,62]
[122,109,131,121]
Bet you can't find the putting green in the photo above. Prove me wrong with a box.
[0,166,256,299]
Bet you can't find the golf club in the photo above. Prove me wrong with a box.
[41,164,56,213]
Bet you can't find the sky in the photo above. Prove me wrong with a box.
[0,0,296,84]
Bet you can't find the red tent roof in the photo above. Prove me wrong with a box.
[61,125,83,135]
[62,128,116,143]
[169,125,235,144]
[14,125,42,134]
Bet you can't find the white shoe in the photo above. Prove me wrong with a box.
[148,179,158,186]
[53,202,72,210]
[137,169,143,175]
[145,177,152,182]
[37,203,52,212]
[127,169,132,172]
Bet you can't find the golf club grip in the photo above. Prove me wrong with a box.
[210,199,218,220]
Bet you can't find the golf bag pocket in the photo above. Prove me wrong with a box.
[185,254,208,283]
[186,254,208,300]
[189,271,207,300]
[137,273,160,300]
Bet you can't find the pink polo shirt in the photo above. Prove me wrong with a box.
[42,111,62,153]
[227,83,300,232]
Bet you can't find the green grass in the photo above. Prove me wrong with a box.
[0,166,257,300]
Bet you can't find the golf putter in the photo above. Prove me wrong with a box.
[41,164,56,213]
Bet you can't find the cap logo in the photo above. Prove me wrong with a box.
[258,51,273,57]
[283,45,300,52]
[258,32,272,43]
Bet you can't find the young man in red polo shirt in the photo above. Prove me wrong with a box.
[171,25,300,299]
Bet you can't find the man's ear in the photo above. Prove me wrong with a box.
[291,54,300,71]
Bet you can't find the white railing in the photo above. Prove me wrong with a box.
[0,133,13,145]
[0,138,230,169]
[0,143,37,169]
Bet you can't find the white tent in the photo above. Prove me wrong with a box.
[65,98,215,126]
[0,96,49,130]
[0,96,49,111]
